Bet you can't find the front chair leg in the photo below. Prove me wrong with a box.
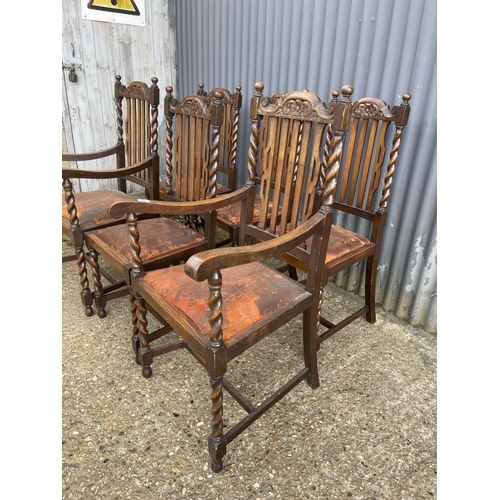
[129,293,140,363]
[208,375,226,472]
[75,246,94,317]
[88,247,107,318]
[303,289,322,389]
[206,271,227,472]
[135,295,153,378]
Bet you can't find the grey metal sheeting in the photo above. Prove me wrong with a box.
[175,0,437,332]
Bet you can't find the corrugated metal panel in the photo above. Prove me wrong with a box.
[175,0,437,332]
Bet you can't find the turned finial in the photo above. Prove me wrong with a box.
[197,83,207,97]
[254,82,264,94]
[341,85,354,99]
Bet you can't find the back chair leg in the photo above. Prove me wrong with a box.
[87,247,107,318]
[365,255,377,324]
[288,264,298,281]
[129,293,141,363]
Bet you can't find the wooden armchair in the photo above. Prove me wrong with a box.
[103,81,353,472]
[286,93,412,344]
[83,88,225,320]
[62,76,160,317]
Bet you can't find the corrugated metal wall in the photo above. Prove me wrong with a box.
[174,0,437,332]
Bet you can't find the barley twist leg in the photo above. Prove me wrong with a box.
[135,295,152,378]
[88,247,106,318]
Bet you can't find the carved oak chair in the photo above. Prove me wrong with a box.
[83,88,225,320]
[104,82,353,472]
[285,93,412,345]
[62,75,160,317]
[121,82,353,378]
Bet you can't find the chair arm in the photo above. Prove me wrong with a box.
[62,144,122,162]
[108,185,254,219]
[331,201,376,222]
[62,157,155,180]
[185,210,329,282]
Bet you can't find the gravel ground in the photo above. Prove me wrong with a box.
[62,236,437,499]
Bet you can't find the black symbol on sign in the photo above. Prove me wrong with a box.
[87,0,140,16]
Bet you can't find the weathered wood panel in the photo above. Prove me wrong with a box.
[62,0,177,193]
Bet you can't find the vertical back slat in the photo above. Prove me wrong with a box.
[133,99,139,164]
[140,99,146,162]
[188,114,196,201]
[202,117,210,199]
[257,116,275,229]
[195,114,203,200]
[339,117,359,203]
[220,102,230,167]
[144,100,151,181]
[125,98,132,166]
[181,114,190,200]
[366,120,390,211]
[356,119,379,208]
[288,120,312,232]
[174,113,182,198]
[347,118,368,205]
[302,123,326,221]
[268,117,289,233]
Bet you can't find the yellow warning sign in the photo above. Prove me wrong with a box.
[87,0,140,16]
[82,0,144,25]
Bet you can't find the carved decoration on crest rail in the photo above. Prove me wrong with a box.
[258,90,334,122]
[119,81,151,101]
[172,97,210,118]
[353,98,394,120]
[204,87,233,104]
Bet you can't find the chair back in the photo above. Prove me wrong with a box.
[163,87,224,202]
[114,75,160,198]
[334,94,411,219]
[197,84,242,193]
[246,83,353,238]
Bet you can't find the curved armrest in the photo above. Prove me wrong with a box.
[62,144,122,162]
[62,157,154,180]
[185,210,329,282]
[108,184,254,218]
